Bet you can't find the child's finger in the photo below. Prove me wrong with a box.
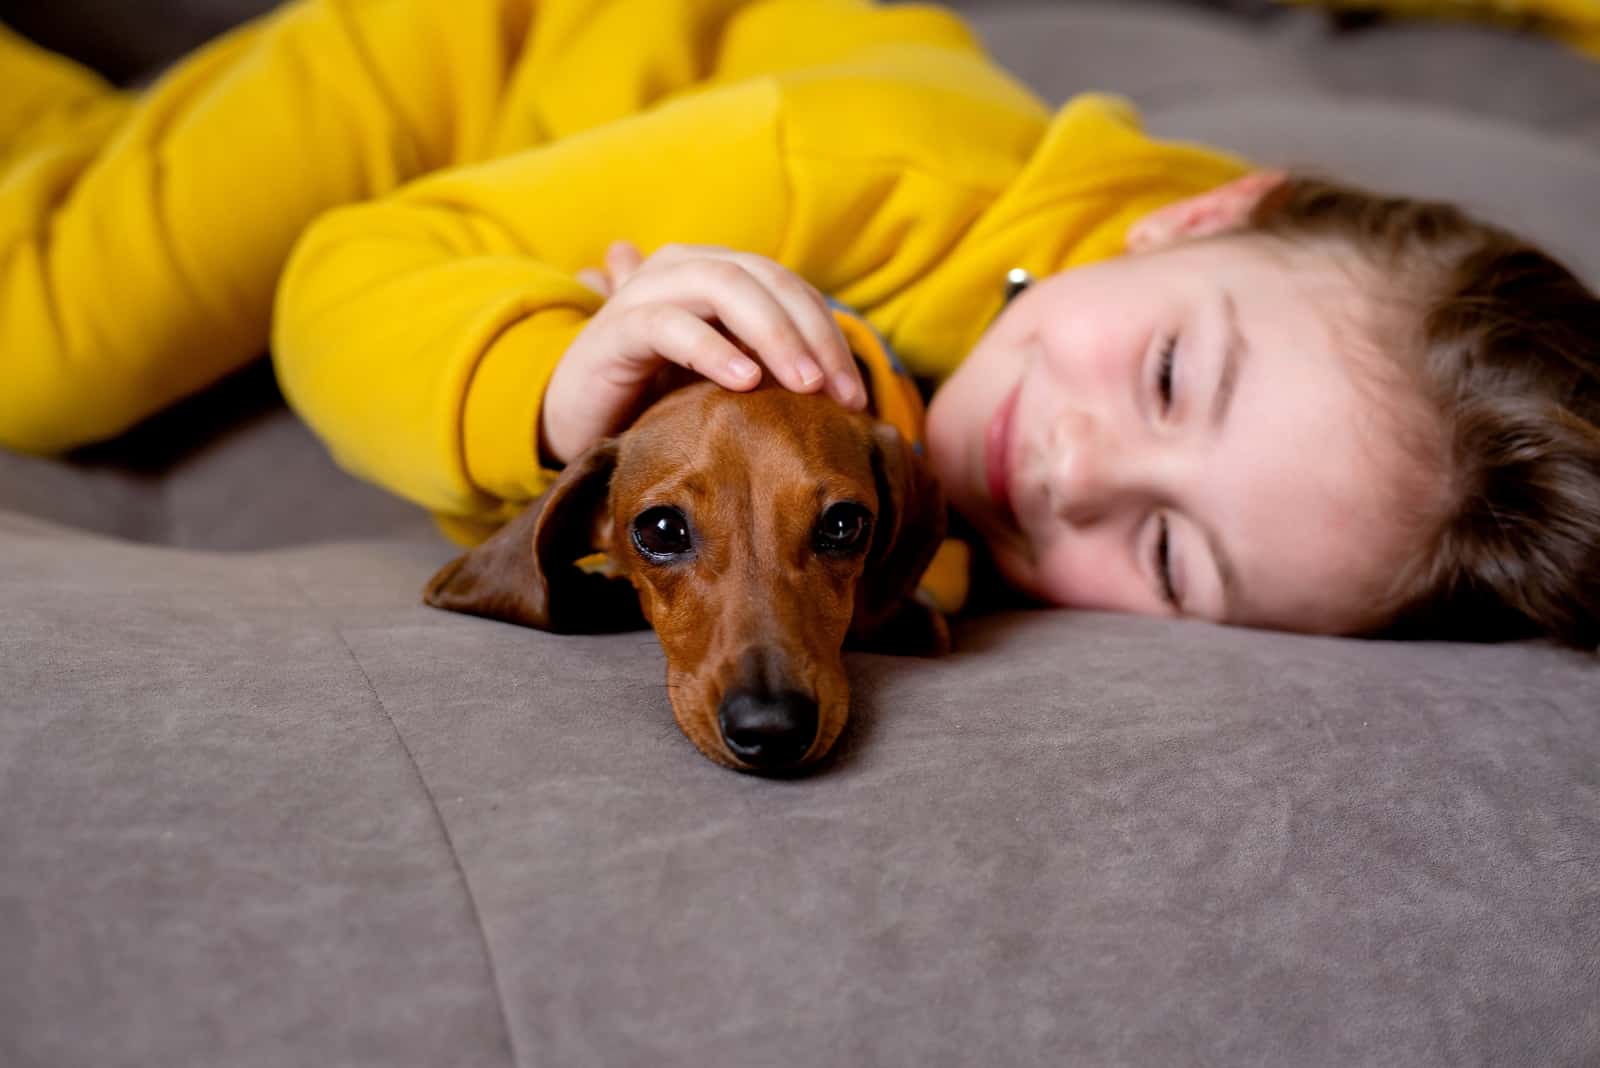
[637,244,864,409]
[619,259,828,396]
[727,254,863,409]
[682,261,832,395]
[617,304,762,391]
[604,240,645,289]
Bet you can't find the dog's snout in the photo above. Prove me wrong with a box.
[718,688,819,770]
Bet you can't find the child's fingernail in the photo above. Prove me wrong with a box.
[796,358,824,387]
[833,372,862,407]
[727,355,760,383]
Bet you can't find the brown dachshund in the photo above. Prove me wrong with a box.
[423,380,950,773]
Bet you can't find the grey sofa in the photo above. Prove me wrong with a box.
[3,3,1597,1065]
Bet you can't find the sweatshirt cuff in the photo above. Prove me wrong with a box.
[460,308,587,506]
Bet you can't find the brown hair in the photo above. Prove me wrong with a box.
[1246,177,1600,649]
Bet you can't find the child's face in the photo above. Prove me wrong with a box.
[925,235,1428,635]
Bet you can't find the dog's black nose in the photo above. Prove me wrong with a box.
[718,688,819,770]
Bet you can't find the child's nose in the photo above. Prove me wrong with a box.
[1044,408,1121,524]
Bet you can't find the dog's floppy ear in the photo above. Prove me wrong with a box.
[850,422,951,656]
[423,440,644,633]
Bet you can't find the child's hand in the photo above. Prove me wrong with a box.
[539,241,865,466]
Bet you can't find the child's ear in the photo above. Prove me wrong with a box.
[1126,170,1287,253]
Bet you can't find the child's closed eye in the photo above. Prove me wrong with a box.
[1156,332,1179,415]
[1154,513,1180,609]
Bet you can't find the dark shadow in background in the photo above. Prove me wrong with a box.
[1,0,279,84]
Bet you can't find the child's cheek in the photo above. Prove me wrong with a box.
[1020,534,1146,614]
[1038,306,1145,396]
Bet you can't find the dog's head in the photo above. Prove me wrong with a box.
[424,381,948,772]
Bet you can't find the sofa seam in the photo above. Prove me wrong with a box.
[282,566,521,1068]
[328,621,523,1068]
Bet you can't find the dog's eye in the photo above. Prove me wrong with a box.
[632,506,693,560]
[814,502,871,555]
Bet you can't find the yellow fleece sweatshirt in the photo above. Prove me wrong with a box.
[0,0,1248,537]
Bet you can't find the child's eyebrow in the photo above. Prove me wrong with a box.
[1213,290,1247,431]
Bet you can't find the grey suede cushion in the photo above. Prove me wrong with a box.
[5,512,1597,1067]
[964,2,1600,147]
[3,3,1599,1067]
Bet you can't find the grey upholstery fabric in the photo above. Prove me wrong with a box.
[941,2,1600,148]
[3,3,1598,1066]
[5,510,1597,1066]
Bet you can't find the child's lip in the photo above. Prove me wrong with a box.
[985,382,1022,528]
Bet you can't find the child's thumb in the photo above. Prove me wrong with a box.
[605,240,645,287]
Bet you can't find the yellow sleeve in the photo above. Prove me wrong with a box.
[0,0,980,456]
[272,1,988,525]
[0,0,544,455]
[271,81,793,522]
